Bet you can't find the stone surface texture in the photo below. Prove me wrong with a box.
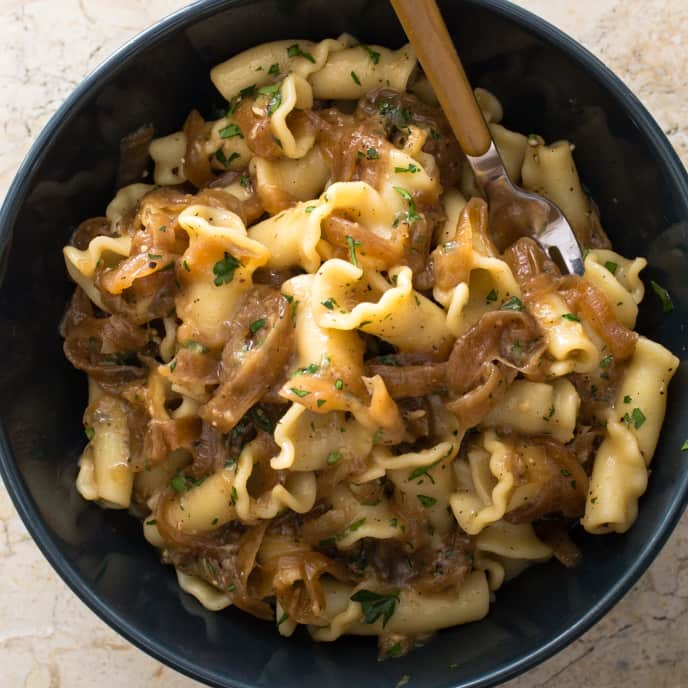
[0,1,686,687]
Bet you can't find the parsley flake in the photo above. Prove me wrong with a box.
[486,289,498,303]
[345,235,362,267]
[268,62,280,75]
[650,280,674,313]
[417,494,437,508]
[290,388,310,398]
[501,296,525,311]
[362,44,381,64]
[327,451,342,465]
[394,163,419,174]
[184,341,209,354]
[600,354,613,369]
[350,589,400,627]
[170,475,187,493]
[604,260,618,274]
[351,70,361,85]
[219,123,243,139]
[287,43,316,63]
[213,252,242,286]
[249,318,266,334]
[624,407,646,429]
[561,313,580,322]
[393,186,421,223]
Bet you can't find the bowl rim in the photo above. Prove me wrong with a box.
[1,1,687,687]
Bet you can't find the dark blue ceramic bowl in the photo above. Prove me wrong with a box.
[1,1,687,686]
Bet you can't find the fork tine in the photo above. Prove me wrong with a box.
[537,216,585,276]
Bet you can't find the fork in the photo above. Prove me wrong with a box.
[390,0,585,275]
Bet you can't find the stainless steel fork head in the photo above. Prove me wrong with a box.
[466,142,585,276]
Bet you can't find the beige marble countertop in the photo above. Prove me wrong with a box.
[1,1,686,686]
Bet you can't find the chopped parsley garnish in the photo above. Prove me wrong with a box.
[290,388,310,398]
[321,298,337,310]
[216,150,240,167]
[429,127,440,139]
[604,260,618,274]
[84,426,95,441]
[682,439,688,451]
[219,123,243,139]
[305,205,316,213]
[387,643,402,657]
[362,44,381,64]
[239,84,256,98]
[145,519,156,526]
[623,407,646,429]
[148,253,162,261]
[277,611,289,626]
[486,289,498,303]
[349,517,366,532]
[170,475,187,493]
[351,70,361,85]
[316,399,326,408]
[267,92,282,116]
[393,186,421,223]
[182,259,191,272]
[213,251,242,286]
[257,83,281,95]
[345,234,362,267]
[334,378,344,391]
[268,62,280,75]
[159,225,167,232]
[417,494,437,508]
[378,101,411,123]
[250,407,273,433]
[287,43,316,63]
[501,296,525,311]
[249,318,266,334]
[600,354,613,369]
[394,163,419,174]
[230,486,238,505]
[184,340,209,354]
[624,395,632,404]
[293,363,319,376]
[408,460,439,484]
[650,280,673,313]
[561,313,580,322]
[543,405,555,421]
[327,451,342,465]
[350,589,400,627]
[366,147,379,160]
[378,355,399,366]
[215,148,229,167]
[169,360,177,372]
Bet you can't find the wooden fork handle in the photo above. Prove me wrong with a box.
[390,0,491,157]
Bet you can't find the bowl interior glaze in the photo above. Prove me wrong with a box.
[1,1,687,687]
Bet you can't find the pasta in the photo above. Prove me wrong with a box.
[60,35,678,659]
